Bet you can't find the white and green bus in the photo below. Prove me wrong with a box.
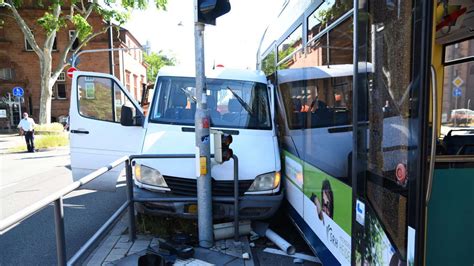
[258,0,473,265]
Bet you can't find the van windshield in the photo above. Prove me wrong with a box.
[149,76,272,130]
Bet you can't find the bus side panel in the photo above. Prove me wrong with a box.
[283,150,304,217]
[302,162,352,265]
[426,167,474,265]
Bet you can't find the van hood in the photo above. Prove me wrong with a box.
[140,123,280,181]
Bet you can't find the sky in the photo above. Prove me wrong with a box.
[124,0,284,70]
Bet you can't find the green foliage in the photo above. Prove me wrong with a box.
[94,5,129,25]
[34,122,65,134]
[102,0,167,10]
[72,14,92,41]
[137,213,197,238]
[144,51,175,82]
[9,133,69,152]
[37,12,66,34]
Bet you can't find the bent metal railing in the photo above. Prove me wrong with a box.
[0,154,240,266]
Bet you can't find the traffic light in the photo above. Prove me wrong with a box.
[197,0,231,25]
[214,131,233,163]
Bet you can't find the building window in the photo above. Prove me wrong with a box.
[133,74,138,99]
[25,35,57,51]
[56,83,67,99]
[125,71,131,91]
[53,73,67,100]
[25,36,34,51]
[58,72,66,81]
[52,37,57,51]
[69,30,80,51]
[0,68,14,80]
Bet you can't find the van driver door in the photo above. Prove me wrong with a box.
[69,71,146,191]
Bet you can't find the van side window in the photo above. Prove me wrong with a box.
[77,76,134,123]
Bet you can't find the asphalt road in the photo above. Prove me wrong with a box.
[0,146,126,265]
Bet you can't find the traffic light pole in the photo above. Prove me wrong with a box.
[194,21,213,248]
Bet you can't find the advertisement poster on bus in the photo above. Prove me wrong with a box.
[354,204,399,266]
[283,151,353,265]
[303,162,352,264]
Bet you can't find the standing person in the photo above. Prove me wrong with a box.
[17,112,36,152]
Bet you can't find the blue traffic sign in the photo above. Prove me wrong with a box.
[453,87,462,97]
[12,87,24,97]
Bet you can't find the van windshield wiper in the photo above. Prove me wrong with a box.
[226,86,253,115]
[180,88,197,103]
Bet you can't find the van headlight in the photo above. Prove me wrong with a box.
[248,172,280,192]
[134,164,168,188]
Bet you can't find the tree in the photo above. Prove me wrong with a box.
[1,0,167,123]
[143,51,175,82]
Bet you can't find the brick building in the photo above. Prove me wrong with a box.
[0,4,147,128]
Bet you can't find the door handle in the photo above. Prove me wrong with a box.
[71,129,89,134]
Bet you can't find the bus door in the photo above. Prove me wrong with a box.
[424,4,474,263]
[352,1,432,265]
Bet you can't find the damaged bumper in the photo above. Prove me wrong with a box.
[134,186,283,220]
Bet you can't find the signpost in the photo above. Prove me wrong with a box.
[12,86,24,121]
[194,0,231,248]
[453,87,462,97]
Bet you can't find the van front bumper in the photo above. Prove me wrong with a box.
[134,186,283,220]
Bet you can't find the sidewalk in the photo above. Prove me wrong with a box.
[84,212,255,266]
[0,133,25,154]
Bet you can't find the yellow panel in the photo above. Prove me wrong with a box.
[431,1,444,137]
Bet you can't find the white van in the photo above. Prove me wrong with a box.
[69,66,282,219]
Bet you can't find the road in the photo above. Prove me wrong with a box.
[0,145,126,265]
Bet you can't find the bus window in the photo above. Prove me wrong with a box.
[279,81,306,129]
[277,24,303,69]
[305,76,353,128]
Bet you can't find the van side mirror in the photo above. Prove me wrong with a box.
[120,105,144,127]
[120,106,134,126]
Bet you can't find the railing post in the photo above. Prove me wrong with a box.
[125,158,136,242]
[54,197,67,266]
[232,155,239,242]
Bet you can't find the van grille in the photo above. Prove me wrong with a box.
[163,176,253,197]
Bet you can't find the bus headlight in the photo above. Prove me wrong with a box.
[134,164,168,188]
[248,172,280,192]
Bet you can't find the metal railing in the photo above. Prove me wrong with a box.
[0,153,241,266]
[0,155,128,266]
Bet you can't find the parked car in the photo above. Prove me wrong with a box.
[450,108,474,126]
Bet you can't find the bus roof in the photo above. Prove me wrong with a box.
[157,66,267,84]
[277,64,373,84]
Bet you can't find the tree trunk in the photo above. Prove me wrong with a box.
[39,53,53,124]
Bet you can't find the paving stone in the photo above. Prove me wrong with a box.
[110,221,128,236]
[86,235,121,265]
[128,240,150,255]
[118,235,130,243]
[104,253,125,263]
[114,241,133,250]
[137,234,153,240]
[109,247,130,257]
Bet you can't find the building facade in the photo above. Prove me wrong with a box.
[0,4,146,128]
